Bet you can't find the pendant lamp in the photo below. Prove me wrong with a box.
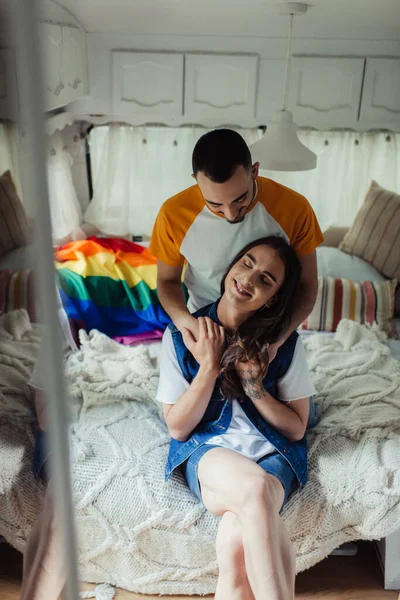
[250,2,317,171]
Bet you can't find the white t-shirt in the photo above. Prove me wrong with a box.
[149,178,324,313]
[156,328,316,462]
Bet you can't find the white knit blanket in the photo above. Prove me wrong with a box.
[1,317,400,596]
[0,310,43,548]
[63,321,400,595]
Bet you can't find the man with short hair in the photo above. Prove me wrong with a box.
[150,129,323,359]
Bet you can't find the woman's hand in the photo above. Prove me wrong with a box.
[235,357,267,401]
[182,317,225,374]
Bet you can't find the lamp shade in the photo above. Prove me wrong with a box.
[250,110,317,172]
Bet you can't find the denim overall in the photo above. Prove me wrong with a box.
[165,301,316,490]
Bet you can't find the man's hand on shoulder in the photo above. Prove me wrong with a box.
[175,313,199,342]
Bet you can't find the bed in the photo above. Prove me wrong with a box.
[1,229,400,595]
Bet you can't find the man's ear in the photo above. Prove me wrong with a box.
[252,162,260,179]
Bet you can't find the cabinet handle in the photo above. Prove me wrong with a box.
[72,78,81,90]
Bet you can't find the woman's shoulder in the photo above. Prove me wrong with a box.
[279,331,299,354]
[191,301,219,320]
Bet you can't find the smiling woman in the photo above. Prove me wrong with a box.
[157,235,314,600]
[219,236,302,400]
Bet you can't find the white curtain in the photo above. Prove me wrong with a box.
[85,126,400,237]
[258,130,400,231]
[0,122,23,198]
[46,131,82,241]
[85,125,261,237]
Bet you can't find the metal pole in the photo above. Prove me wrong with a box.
[12,2,80,599]
[282,13,294,112]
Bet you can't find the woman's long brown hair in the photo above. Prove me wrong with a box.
[219,236,302,400]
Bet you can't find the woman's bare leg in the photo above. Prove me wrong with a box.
[214,510,255,600]
[20,487,66,600]
[198,448,295,600]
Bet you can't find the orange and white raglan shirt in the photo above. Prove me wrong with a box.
[150,176,324,312]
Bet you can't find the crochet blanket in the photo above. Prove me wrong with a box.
[1,315,399,595]
[0,310,43,548]
[64,320,400,595]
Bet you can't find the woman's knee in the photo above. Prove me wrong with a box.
[235,472,284,515]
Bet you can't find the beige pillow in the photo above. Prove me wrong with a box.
[339,181,400,281]
[339,181,400,315]
[0,170,31,259]
[321,226,349,248]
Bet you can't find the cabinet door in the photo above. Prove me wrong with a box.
[112,52,184,116]
[0,49,18,118]
[359,58,400,123]
[288,56,365,126]
[256,59,286,122]
[62,27,87,103]
[184,54,258,119]
[40,23,68,111]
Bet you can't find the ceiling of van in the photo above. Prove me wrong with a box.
[54,0,400,40]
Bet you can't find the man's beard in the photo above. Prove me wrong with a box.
[226,215,246,224]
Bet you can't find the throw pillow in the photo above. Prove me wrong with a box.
[339,180,400,312]
[316,247,386,283]
[0,170,31,259]
[0,269,36,322]
[300,276,397,337]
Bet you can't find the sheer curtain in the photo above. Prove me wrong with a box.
[46,131,82,241]
[0,123,82,240]
[0,122,23,197]
[258,130,400,231]
[85,126,400,237]
[85,126,261,236]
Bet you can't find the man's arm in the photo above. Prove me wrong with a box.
[163,367,218,441]
[269,250,318,359]
[157,260,199,337]
[289,250,319,334]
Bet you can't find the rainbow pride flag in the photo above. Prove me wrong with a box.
[54,237,171,342]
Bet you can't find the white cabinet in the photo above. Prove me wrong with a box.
[359,58,400,123]
[112,52,184,116]
[288,56,365,126]
[41,23,67,110]
[40,23,87,111]
[184,54,258,119]
[61,27,87,103]
[256,59,286,121]
[0,49,18,118]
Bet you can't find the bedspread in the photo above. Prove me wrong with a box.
[62,319,400,595]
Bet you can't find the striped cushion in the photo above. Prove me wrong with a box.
[0,269,35,322]
[0,170,31,258]
[300,276,397,337]
[339,181,400,316]
[339,180,400,282]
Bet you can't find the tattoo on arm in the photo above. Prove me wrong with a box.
[239,369,264,401]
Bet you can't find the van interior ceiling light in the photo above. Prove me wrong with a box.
[250,2,317,171]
